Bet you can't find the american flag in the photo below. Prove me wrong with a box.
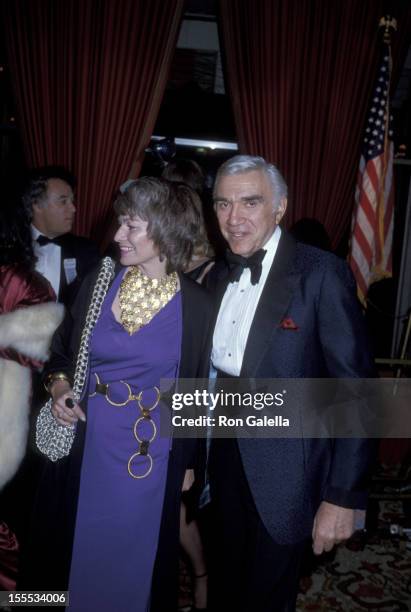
[348,49,394,303]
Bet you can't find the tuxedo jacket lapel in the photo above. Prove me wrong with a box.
[240,232,300,378]
[57,235,71,300]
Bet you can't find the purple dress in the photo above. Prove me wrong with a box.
[68,270,182,612]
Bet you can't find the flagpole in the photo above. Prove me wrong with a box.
[377,17,396,280]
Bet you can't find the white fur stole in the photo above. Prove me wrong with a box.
[0,302,64,490]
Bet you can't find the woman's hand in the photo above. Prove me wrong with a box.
[50,379,86,426]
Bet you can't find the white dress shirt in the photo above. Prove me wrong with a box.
[212,227,281,376]
[32,225,61,298]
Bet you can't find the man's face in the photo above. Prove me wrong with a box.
[32,178,76,237]
[214,170,287,257]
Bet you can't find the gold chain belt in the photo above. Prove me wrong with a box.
[89,373,161,479]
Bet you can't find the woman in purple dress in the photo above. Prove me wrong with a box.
[22,178,212,612]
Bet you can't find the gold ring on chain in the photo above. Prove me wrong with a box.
[137,386,161,411]
[127,452,153,479]
[133,417,157,443]
[89,372,130,405]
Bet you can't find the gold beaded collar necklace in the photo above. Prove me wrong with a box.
[119,266,178,335]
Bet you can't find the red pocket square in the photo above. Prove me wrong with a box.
[279,317,299,330]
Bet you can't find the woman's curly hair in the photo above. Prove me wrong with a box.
[0,203,35,268]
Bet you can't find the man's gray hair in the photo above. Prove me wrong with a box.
[214,155,288,209]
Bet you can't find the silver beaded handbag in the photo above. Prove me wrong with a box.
[36,257,115,462]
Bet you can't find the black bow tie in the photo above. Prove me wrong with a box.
[226,249,266,285]
[36,235,63,247]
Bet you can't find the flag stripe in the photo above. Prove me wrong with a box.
[348,48,394,301]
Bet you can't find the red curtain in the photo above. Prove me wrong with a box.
[219,0,411,247]
[3,0,184,244]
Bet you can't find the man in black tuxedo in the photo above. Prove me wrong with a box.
[208,155,374,611]
[23,167,100,306]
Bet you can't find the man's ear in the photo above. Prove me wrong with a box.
[32,201,41,216]
[32,200,45,223]
[275,197,287,225]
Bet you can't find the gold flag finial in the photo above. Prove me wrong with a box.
[379,15,397,44]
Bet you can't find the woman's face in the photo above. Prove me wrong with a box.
[114,215,165,277]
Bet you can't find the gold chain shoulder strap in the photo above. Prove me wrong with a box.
[36,257,116,462]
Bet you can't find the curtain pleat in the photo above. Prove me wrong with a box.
[219,0,411,247]
[3,0,184,244]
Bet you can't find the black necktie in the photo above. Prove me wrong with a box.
[36,235,63,247]
[226,249,266,285]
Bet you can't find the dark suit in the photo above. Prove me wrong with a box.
[208,231,375,610]
[51,233,100,306]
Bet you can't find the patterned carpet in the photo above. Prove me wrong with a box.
[297,515,411,611]
[179,502,411,611]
